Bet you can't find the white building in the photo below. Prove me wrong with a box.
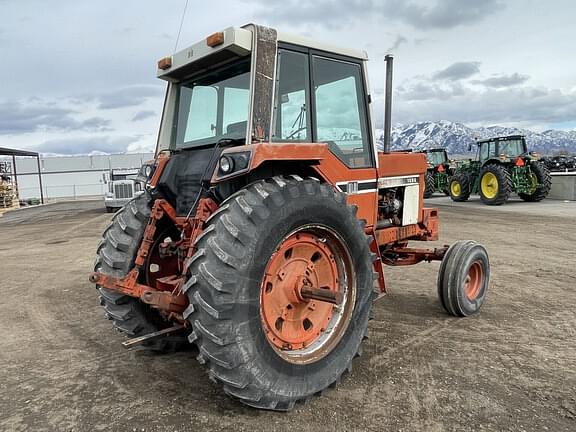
[1,153,154,200]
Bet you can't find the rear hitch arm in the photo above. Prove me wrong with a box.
[380,245,449,266]
[89,271,188,315]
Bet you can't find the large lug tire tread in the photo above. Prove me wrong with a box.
[437,240,490,317]
[518,162,552,202]
[424,171,435,198]
[449,174,471,202]
[94,194,186,352]
[185,176,375,411]
[479,164,512,206]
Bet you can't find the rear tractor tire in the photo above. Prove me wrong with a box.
[437,240,489,317]
[424,171,435,199]
[449,174,471,202]
[184,176,375,411]
[94,194,186,352]
[479,164,512,206]
[518,161,552,202]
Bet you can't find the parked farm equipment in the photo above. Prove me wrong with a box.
[420,148,453,198]
[449,135,551,205]
[89,25,490,410]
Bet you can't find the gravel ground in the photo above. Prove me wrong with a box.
[0,197,575,432]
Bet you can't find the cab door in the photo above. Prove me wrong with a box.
[273,47,378,225]
[310,53,378,225]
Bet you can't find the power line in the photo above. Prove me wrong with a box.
[173,0,190,53]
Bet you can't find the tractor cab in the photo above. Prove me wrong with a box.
[424,148,449,168]
[476,135,529,165]
[155,25,374,168]
[146,24,454,280]
[152,24,428,226]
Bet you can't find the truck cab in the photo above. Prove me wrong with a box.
[104,168,142,212]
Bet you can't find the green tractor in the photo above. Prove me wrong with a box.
[449,135,551,205]
[421,148,453,198]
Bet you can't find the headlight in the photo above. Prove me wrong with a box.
[214,151,251,179]
[219,155,234,174]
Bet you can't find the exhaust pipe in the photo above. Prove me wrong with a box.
[383,54,394,154]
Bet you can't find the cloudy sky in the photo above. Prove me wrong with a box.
[1,0,575,155]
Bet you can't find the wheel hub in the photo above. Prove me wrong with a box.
[261,232,338,350]
[464,261,483,300]
[260,226,355,364]
[481,172,498,199]
[451,181,461,196]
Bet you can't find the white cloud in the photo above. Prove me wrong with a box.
[0,0,575,155]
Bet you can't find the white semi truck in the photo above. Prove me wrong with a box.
[103,168,143,212]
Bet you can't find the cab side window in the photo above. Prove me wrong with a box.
[312,56,371,168]
[480,143,489,161]
[272,50,311,142]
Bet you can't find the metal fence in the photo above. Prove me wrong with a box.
[18,183,106,201]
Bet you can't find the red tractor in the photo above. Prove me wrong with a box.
[90,25,490,411]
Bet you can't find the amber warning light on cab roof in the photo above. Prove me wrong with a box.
[206,31,225,47]
[157,56,172,70]
[157,31,225,70]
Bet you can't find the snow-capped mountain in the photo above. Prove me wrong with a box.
[376,121,576,155]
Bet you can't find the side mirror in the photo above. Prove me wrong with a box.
[468,143,473,152]
[102,173,107,184]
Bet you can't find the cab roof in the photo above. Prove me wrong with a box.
[277,30,369,61]
[476,135,525,144]
[157,25,368,81]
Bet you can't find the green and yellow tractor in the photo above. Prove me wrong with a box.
[420,148,453,198]
[449,135,551,205]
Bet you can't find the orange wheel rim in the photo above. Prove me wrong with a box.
[260,225,355,364]
[464,261,483,300]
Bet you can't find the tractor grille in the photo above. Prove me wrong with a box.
[114,183,133,199]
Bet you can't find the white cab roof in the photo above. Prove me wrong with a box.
[277,31,369,61]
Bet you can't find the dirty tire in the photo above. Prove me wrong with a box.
[479,164,512,206]
[184,176,375,411]
[437,240,489,317]
[424,171,435,198]
[449,174,471,202]
[518,162,551,202]
[94,194,186,352]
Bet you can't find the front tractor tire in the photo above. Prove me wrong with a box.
[518,162,552,202]
[94,195,184,352]
[184,176,375,411]
[449,174,471,202]
[479,164,512,205]
[437,240,490,317]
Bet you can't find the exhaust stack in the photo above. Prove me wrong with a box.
[383,54,394,154]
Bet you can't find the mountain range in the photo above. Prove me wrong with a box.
[376,120,576,155]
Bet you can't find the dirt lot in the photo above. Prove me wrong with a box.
[1,197,575,431]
